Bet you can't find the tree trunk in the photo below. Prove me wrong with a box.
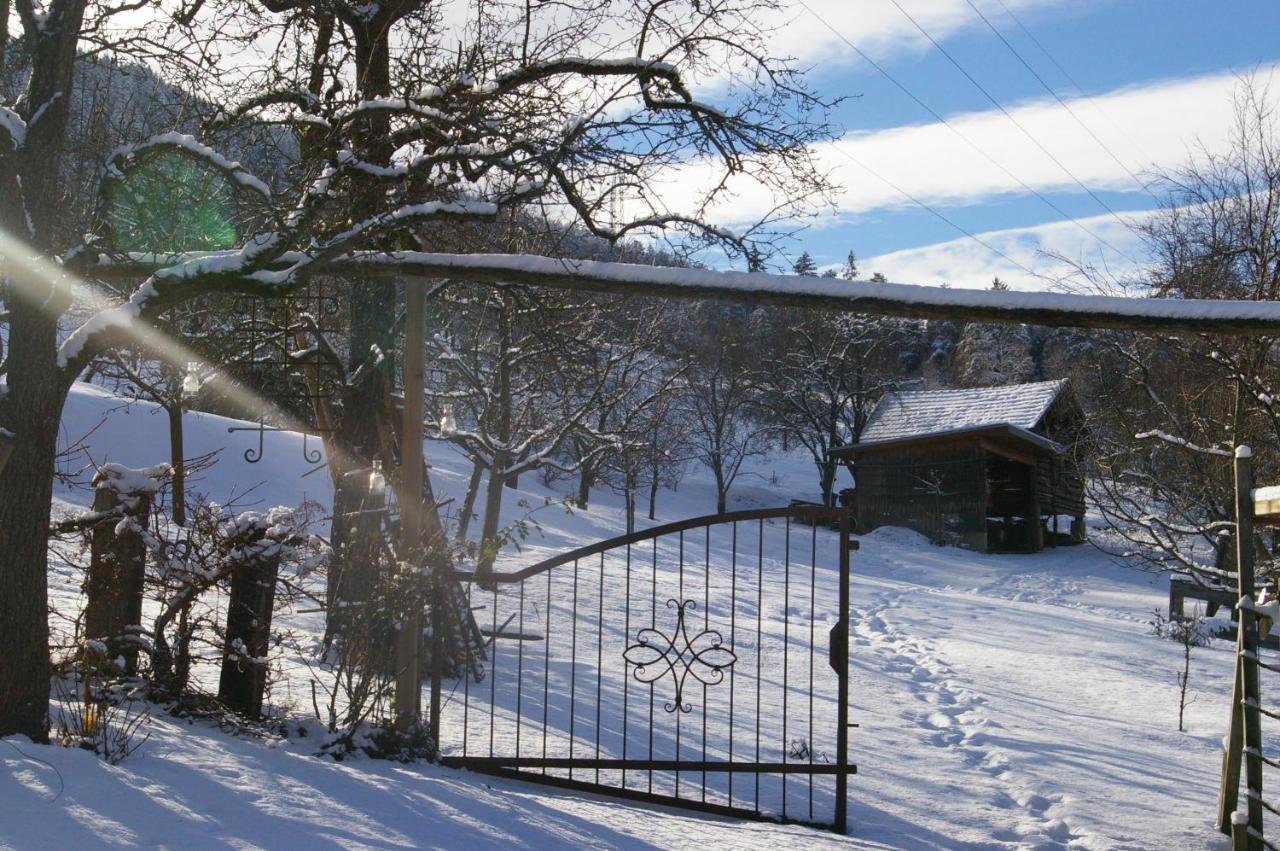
[624,470,637,533]
[0,377,59,740]
[820,456,837,508]
[0,0,87,742]
[477,461,507,577]
[168,402,186,526]
[577,463,593,508]
[322,12,399,640]
[476,298,514,578]
[327,471,385,646]
[648,475,660,520]
[456,458,485,542]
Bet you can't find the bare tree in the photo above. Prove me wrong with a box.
[683,314,769,513]
[1081,82,1280,585]
[755,308,911,505]
[427,285,672,573]
[0,0,835,736]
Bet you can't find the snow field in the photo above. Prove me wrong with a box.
[1,383,1248,849]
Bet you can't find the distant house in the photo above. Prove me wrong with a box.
[830,379,1086,552]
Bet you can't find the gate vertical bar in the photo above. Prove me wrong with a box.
[429,582,443,752]
[1236,446,1264,850]
[835,510,852,835]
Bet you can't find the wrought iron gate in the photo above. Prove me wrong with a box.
[434,506,856,832]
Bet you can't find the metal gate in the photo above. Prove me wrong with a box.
[433,506,856,832]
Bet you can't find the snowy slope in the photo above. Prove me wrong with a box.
[3,384,1241,850]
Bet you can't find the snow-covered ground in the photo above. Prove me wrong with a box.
[1,383,1242,849]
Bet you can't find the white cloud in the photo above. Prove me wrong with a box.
[764,0,1074,70]
[853,210,1153,290]
[650,65,1275,229]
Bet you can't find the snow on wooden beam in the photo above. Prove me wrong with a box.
[346,253,1280,334]
[88,251,1280,333]
[1253,485,1280,525]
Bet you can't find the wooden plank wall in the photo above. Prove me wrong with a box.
[855,443,985,546]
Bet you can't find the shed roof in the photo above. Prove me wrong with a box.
[858,379,1068,445]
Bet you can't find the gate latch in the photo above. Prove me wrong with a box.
[828,618,848,673]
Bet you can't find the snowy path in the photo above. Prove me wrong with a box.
[841,533,1234,850]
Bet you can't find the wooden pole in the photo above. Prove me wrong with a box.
[1219,619,1246,834]
[394,277,426,732]
[1236,447,1265,850]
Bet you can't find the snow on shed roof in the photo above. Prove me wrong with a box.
[860,379,1068,445]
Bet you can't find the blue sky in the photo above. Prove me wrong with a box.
[713,0,1280,288]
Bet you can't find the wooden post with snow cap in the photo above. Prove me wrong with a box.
[1230,446,1264,849]
[394,277,427,733]
[84,464,162,675]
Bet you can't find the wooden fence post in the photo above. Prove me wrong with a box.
[1220,649,1245,835]
[1236,447,1265,850]
[83,465,158,674]
[218,521,283,718]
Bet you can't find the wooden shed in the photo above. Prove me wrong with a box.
[831,379,1086,552]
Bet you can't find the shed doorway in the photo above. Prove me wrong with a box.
[985,453,1038,552]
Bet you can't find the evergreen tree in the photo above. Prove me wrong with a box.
[953,322,1035,387]
[842,251,859,281]
[792,251,818,276]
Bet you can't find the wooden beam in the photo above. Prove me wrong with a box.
[83,253,1280,335]
[344,255,1280,334]
[978,438,1038,468]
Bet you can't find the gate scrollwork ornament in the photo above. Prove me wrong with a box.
[623,599,738,713]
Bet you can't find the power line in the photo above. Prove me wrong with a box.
[961,0,1156,201]
[883,0,1139,253]
[831,145,1038,278]
[989,0,1159,171]
[795,0,1137,264]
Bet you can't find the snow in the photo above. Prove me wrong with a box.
[94,462,168,496]
[1254,485,1280,503]
[0,106,26,148]
[345,252,1280,327]
[859,379,1066,444]
[1136,429,1233,457]
[1239,591,1280,637]
[56,302,141,368]
[1,382,1247,849]
[104,132,272,199]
